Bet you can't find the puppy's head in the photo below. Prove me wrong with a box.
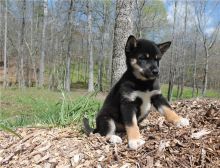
[125,35,171,80]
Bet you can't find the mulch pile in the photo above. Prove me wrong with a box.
[0,99,219,168]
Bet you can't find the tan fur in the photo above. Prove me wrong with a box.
[162,106,182,124]
[130,58,147,80]
[130,58,143,72]
[125,115,141,140]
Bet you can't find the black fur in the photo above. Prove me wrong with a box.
[83,35,171,136]
[151,94,171,110]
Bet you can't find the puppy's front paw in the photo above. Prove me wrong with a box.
[128,139,145,150]
[175,118,189,127]
[109,135,122,144]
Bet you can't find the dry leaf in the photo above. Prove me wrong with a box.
[191,129,211,139]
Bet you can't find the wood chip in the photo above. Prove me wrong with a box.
[0,99,219,167]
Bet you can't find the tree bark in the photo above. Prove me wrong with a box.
[3,0,7,88]
[135,0,145,38]
[98,2,108,92]
[98,33,104,91]
[39,0,48,87]
[64,0,74,92]
[111,0,134,87]
[179,0,188,98]
[0,3,2,61]
[167,0,177,101]
[18,0,26,88]
[192,29,198,97]
[87,0,94,92]
[202,42,209,96]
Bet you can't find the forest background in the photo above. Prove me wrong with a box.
[1,0,220,127]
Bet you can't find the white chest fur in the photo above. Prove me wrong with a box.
[125,90,161,121]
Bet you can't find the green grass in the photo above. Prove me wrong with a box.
[0,123,22,139]
[0,87,102,128]
[0,85,219,129]
[161,84,220,100]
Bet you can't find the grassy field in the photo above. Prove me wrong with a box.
[161,84,220,99]
[0,87,102,128]
[0,85,219,128]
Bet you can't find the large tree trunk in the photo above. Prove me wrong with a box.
[111,0,134,87]
[64,0,74,92]
[87,0,94,92]
[39,0,48,87]
[3,0,7,88]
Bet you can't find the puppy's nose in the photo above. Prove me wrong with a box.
[152,69,159,76]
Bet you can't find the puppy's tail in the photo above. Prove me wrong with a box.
[82,118,94,135]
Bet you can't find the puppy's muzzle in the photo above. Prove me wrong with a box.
[152,69,159,76]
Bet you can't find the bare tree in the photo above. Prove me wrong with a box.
[97,3,106,92]
[111,0,134,87]
[1,0,220,95]
[87,0,94,92]
[195,1,220,96]
[3,0,7,88]
[192,28,198,97]
[167,0,177,101]
[39,0,48,87]
[18,0,26,88]
[134,0,145,38]
[25,1,37,87]
[178,0,188,98]
[96,1,112,91]
[64,0,74,92]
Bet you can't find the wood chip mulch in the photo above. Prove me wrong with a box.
[0,98,219,168]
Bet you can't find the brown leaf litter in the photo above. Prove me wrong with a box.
[0,98,220,168]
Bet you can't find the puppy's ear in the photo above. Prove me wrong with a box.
[157,41,171,55]
[125,35,137,53]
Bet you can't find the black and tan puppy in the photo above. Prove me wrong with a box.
[83,35,189,150]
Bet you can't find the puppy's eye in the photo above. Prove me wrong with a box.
[138,55,146,60]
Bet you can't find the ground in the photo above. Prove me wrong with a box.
[0,99,219,168]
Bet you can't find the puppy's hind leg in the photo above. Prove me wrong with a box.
[95,116,122,144]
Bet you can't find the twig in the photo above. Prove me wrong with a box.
[113,144,119,161]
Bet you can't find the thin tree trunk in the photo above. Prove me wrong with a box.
[19,0,26,88]
[192,29,198,97]
[135,0,144,38]
[48,15,54,89]
[98,3,107,91]
[167,0,177,101]
[51,36,59,90]
[26,1,37,87]
[3,0,7,88]
[98,34,105,91]
[202,42,209,96]
[0,3,2,61]
[111,0,134,87]
[65,0,74,92]
[179,0,188,98]
[176,67,181,98]
[39,0,48,87]
[87,0,94,92]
